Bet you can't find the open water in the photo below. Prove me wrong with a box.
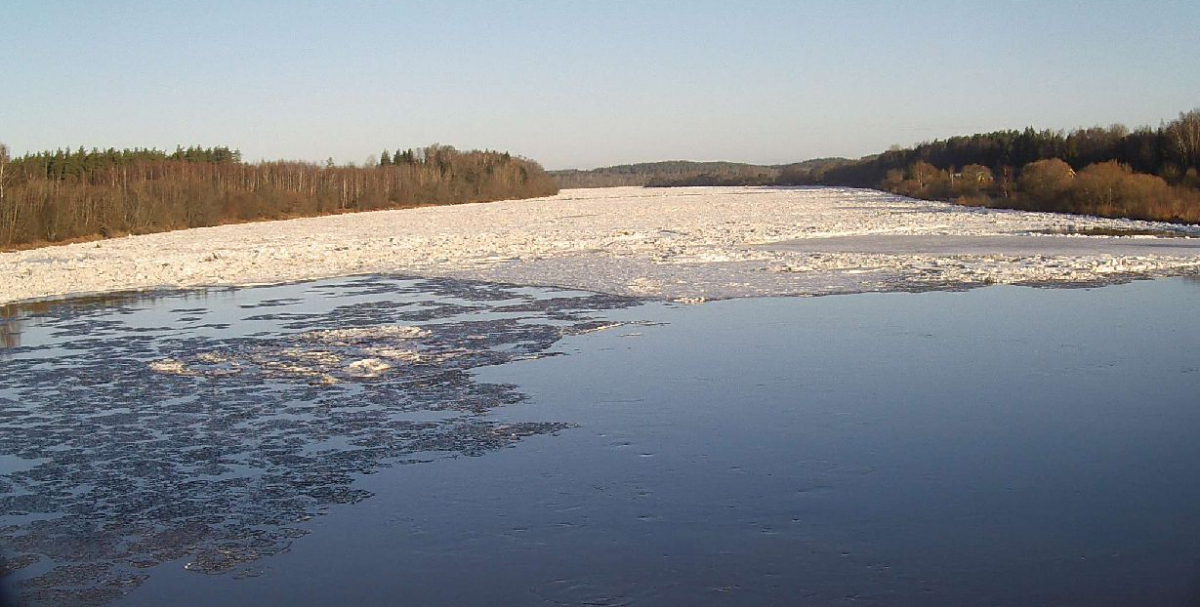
[2,276,1199,606]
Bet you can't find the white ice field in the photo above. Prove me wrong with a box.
[3,186,1199,305]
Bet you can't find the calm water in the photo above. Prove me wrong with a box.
[2,276,1200,606]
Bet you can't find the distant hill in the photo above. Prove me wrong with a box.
[774,158,857,185]
[551,158,852,188]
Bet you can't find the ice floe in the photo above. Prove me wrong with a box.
[3,186,1199,304]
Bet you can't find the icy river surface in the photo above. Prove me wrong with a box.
[2,275,1200,606]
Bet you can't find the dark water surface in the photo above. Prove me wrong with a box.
[2,276,1200,606]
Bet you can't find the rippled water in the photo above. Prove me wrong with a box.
[3,276,1200,606]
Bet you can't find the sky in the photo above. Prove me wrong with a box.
[3,0,1198,170]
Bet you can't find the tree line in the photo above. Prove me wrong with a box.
[0,144,557,248]
[808,110,1200,188]
[871,158,1200,223]
[801,109,1200,223]
[552,109,1200,224]
[551,161,781,188]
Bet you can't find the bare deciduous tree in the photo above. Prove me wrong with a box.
[0,145,558,248]
[1166,109,1200,170]
[0,143,9,203]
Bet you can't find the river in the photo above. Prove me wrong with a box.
[2,276,1199,606]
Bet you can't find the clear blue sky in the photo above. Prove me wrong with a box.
[3,0,1198,169]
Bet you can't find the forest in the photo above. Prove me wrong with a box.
[550,158,859,188]
[0,144,558,249]
[800,109,1200,223]
[551,161,780,187]
[554,109,1200,224]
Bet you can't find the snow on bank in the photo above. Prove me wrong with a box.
[2,186,1199,305]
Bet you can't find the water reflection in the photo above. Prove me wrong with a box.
[0,276,642,606]
[1,291,223,351]
[0,318,16,350]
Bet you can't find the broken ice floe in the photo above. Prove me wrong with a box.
[0,276,642,606]
[5,186,1200,305]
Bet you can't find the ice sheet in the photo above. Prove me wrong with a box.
[2,186,1198,304]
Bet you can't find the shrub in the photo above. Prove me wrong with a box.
[1018,158,1075,211]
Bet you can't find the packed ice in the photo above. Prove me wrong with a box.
[2,186,1199,304]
